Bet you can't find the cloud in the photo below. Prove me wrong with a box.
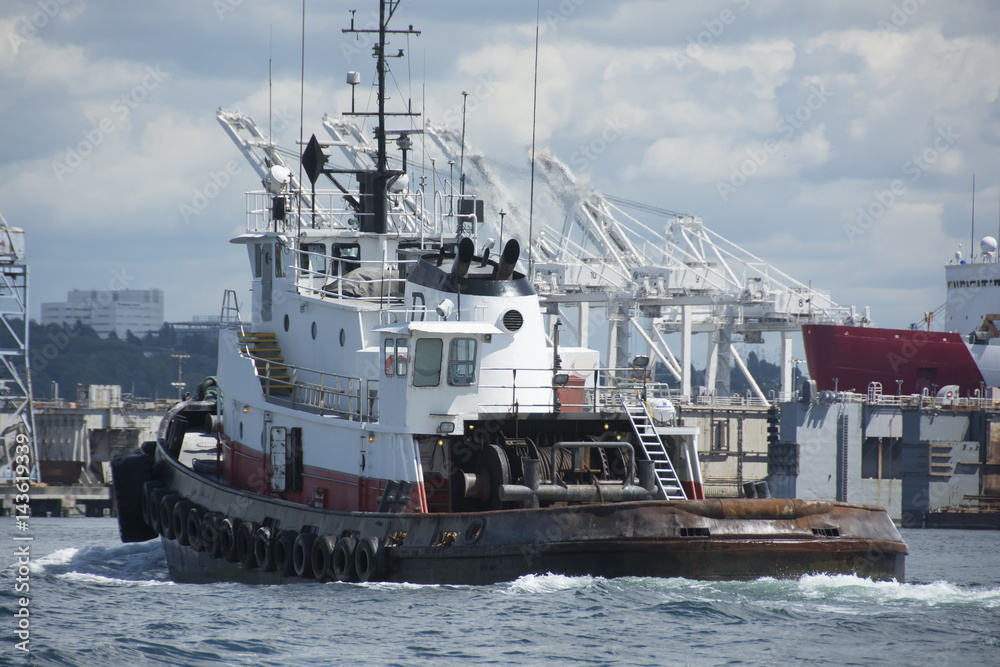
[2,0,999,336]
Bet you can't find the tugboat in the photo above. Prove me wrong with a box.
[111,0,906,584]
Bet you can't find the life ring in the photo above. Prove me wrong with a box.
[158,494,180,541]
[185,505,208,552]
[171,500,195,546]
[294,532,318,578]
[236,520,260,569]
[254,525,277,571]
[110,452,158,543]
[219,517,242,563]
[354,536,385,582]
[273,529,298,576]
[385,354,408,375]
[311,535,337,580]
[333,536,358,582]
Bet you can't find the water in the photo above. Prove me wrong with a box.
[3,519,999,666]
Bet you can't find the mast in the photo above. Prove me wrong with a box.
[341,0,420,234]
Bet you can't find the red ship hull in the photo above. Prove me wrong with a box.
[802,324,984,395]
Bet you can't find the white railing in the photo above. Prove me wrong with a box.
[811,387,1000,412]
[253,354,371,421]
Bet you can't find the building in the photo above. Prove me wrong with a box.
[41,288,164,338]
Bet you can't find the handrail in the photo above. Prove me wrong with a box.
[250,352,367,420]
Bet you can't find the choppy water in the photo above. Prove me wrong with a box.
[3,519,999,666]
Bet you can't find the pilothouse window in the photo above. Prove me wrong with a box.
[254,244,264,278]
[384,337,409,377]
[274,242,285,277]
[448,338,477,386]
[302,243,326,273]
[413,338,443,387]
[332,243,361,276]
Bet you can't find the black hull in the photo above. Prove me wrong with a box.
[116,439,907,585]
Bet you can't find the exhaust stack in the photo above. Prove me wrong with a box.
[451,237,475,277]
[495,239,520,280]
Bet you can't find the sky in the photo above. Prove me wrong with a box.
[2,0,999,347]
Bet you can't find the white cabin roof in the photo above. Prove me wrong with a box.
[374,321,502,336]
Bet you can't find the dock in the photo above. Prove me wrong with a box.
[0,484,113,517]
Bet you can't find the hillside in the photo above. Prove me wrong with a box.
[23,321,218,401]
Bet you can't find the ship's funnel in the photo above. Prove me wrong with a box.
[495,239,520,280]
[451,237,475,277]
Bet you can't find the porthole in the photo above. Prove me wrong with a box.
[501,309,523,332]
[311,322,318,340]
[283,314,290,331]
[339,328,346,347]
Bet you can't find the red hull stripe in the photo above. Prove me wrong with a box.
[219,435,426,513]
[802,324,984,395]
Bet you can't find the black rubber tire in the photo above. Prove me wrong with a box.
[294,532,318,578]
[159,494,181,541]
[148,487,170,534]
[272,530,297,577]
[311,535,337,580]
[236,520,260,569]
[219,517,242,563]
[333,536,358,582]
[110,453,158,543]
[254,526,276,572]
[185,505,208,552]
[201,512,223,559]
[141,480,163,529]
[171,500,195,547]
[355,536,385,583]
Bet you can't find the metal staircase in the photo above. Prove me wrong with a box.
[620,394,686,500]
[239,332,293,396]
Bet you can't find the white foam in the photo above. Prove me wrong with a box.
[504,572,597,595]
[358,581,442,591]
[29,547,79,573]
[798,573,1000,607]
[57,571,174,587]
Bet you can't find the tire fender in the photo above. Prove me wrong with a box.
[355,536,385,583]
[333,536,358,582]
[294,533,318,578]
[311,535,337,581]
